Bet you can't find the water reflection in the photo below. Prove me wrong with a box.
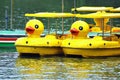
[0,52,120,79]
[16,56,120,79]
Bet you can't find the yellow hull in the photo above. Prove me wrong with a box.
[63,47,120,57]
[15,35,63,56]
[16,46,62,56]
[61,36,120,57]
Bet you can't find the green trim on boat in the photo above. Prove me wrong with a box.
[0,42,15,47]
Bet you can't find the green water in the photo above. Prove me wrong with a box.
[0,47,16,52]
[0,52,120,80]
[0,46,120,79]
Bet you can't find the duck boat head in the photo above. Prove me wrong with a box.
[25,19,44,38]
[70,20,89,39]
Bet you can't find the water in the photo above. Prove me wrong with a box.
[0,51,120,80]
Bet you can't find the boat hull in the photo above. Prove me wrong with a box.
[15,35,63,56]
[16,46,62,56]
[63,47,120,57]
[61,36,120,57]
[0,30,25,47]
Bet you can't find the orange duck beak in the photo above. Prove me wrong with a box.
[26,26,35,34]
[70,28,79,36]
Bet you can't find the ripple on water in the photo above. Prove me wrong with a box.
[0,52,120,79]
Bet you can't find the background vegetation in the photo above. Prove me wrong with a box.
[0,0,120,30]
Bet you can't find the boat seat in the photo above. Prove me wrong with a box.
[112,33,120,38]
[56,34,71,39]
[103,34,119,41]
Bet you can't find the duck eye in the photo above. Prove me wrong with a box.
[79,26,83,30]
[35,24,39,29]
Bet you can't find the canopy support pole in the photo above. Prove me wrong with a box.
[47,18,50,34]
[62,0,64,35]
[101,18,105,39]
[10,0,13,30]
[110,19,113,36]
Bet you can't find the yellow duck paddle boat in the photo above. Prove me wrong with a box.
[15,12,75,56]
[61,7,120,57]
[61,18,120,57]
[15,19,63,56]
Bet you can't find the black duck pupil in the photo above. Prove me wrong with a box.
[79,26,83,30]
[35,25,39,29]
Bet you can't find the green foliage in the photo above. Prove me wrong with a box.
[0,0,120,30]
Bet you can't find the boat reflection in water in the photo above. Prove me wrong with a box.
[15,55,120,79]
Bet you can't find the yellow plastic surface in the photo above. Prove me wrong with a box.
[76,11,120,18]
[61,36,120,57]
[25,12,75,18]
[110,7,120,12]
[25,19,44,37]
[71,6,113,12]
